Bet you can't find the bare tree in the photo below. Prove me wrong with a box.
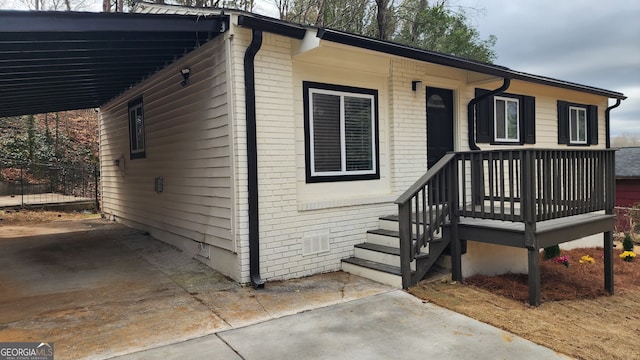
[19,0,90,11]
[612,133,640,148]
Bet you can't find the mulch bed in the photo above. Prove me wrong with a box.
[465,246,640,302]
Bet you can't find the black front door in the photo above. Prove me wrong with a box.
[426,87,454,168]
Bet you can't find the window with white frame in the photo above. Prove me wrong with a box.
[494,96,520,142]
[569,106,587,144]
[128,96,146,159]
[557,100,597,146]
[475,88,536,145]
[304,82,379,182]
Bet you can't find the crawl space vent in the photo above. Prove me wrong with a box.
[302,233,330,256]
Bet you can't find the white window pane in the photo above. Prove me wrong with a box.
[569,107,587,143]
[507,100,518,139]
[578,109,586,141]
[344,96,373,171]
[312,93,342,172]
[570,108,578,142]
[129,103,145,153]
[495,99,506,139]
[136,108,144,150]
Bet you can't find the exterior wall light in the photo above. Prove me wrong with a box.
[411,80,422,92]
[180,68,190,86]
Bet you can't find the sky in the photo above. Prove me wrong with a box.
[1,0,638,136]
[448,0,640,137]
[259,0,640,137]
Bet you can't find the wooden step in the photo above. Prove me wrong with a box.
[341,257,402,288]
[366,229,400,247]
[378,216,399,231]
[380,212,443,225]
[354,243,401,267]
[355,242,399,255]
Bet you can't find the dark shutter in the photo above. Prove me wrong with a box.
[475,88,492,143]
[588,105,598,145]
[522,95,536,144]
[557,100,569,144]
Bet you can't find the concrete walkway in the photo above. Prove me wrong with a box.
[112,290,569,360]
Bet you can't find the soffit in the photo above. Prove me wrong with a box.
[0,10,228,117]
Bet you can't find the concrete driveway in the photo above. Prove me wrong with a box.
[0,219,567,359]
[0,219,391,359]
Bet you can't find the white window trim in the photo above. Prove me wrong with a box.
[129,101,145,155]
[308,87,377,177]
[569,106,588,144]
[493,96,520,143]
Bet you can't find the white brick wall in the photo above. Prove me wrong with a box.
[232,29,612,281]
[228,22,611,283]
[118,6,613,283]
[228,29,403,282]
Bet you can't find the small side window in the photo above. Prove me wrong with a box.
[128,96,146,159]
[475,88,535,145]
[557,100,597,146]
[569,106,587,144]
[494,96,520,143]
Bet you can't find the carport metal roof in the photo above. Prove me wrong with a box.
[0,10,228,117]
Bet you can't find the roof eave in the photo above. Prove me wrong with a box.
[237,14,306,39]
[315,28,626,100]
[0,10,227,33]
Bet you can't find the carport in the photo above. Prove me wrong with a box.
[0,10,237,358]
[0,13,398,359]
[0,10,228,117]
[0,10,229,211]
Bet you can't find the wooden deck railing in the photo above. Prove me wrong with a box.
[457,149,616,222]
[395,153,460,288]
[395,148,615,288]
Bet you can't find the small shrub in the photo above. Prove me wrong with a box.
[544,245,561,259]
[623,233,635,252]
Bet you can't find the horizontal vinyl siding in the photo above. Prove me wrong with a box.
[463,80,609,150]
[99,36,235,254]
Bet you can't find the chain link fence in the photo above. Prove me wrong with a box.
[0,158,99,210]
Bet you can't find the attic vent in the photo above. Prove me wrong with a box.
[302,233,330,256]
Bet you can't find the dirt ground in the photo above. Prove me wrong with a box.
[0,209,100,225]
[410,245,640,360]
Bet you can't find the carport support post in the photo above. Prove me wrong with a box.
[20,166,24,207]
[94,164,100,211]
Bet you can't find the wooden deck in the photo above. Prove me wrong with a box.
[453,211,614,306]
[396,149,616,306]
[457,212,614,249]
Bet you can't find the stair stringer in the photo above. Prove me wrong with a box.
[410,231,451,285]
